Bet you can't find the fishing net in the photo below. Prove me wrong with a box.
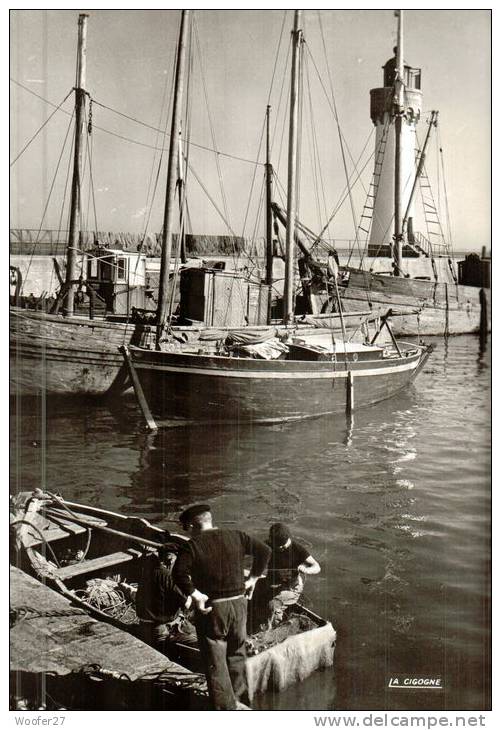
[77,578,139,624]
[246,612,316,655]
[245,618,336,699]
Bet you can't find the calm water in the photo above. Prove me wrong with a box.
[10,335,491,711]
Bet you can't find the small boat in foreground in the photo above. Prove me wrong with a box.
[10,490,336,699]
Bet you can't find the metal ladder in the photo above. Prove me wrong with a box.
[356,119,390,246]
[418,164,450,259]
[418,160,457,283]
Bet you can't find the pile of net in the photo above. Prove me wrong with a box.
[77,578,138,624]
[245,613,336,699]
[246,612,316,655]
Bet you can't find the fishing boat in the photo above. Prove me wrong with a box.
[124,10,433,427]
[125,332,431,425]
[334,10,490,336]
[10,11,378,398]
[10,490,337,700]
[9,14,157,398]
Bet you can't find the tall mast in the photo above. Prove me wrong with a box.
[265,104,273,324]
[63,13,88,317]
[156,9,190,349]
[393,9,404,276]
[283,9,302,323]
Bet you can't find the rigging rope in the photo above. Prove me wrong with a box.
[272,35,292,163]
[272,129,375,260]
[83,103,99,236]
[187,162,238,238]
[11,77,263,168]
[47,120,75,301]
[438,127,454,256]
[10,87,73,167]
[193,16,231,227]
[138,44,176,254]
[312,25,362,271]
[20,111,75,295]
[304,49,333,244]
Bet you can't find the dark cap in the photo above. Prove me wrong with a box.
[179,503,211,526]
[269,522,290,547]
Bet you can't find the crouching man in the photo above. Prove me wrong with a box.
[135,534,195,647]
[264,522,320,626]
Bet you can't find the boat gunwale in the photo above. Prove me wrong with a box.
[127,343,426,377]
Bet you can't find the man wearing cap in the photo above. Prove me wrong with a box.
[173,504,271,711]
[264,522,321,626]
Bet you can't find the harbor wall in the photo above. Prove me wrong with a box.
[10,227,480,299]
[10,251,461,299]
[9,229,251,257]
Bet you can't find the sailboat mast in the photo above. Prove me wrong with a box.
[283,9,302,323]
[265,104,274,324]
[393,9,404,276]
[63,13,88,317]
[156,9,190,349]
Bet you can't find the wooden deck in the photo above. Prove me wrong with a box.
[10,566,208,710]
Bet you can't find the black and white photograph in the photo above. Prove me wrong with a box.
[9,6,491,718]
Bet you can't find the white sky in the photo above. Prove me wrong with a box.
[10,9,490,252]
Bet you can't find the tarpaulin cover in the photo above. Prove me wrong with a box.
[236,339,289,360]
[226,328,277,346]
[246,622,336,698]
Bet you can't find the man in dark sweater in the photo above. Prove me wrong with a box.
[173,504,271,710]
[254,522,321,628]
[135,537,196,647]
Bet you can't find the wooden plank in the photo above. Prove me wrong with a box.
[10,566,204,683]
[120,345,158,431]
[55,549,142,580]
[45,508,166,549]
[10,510,87,549]
[24,525,85,547]
[43,506,107,527]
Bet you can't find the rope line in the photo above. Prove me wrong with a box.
[20,111,75,295]
[11,77,263,167]
[193,17,231,227]
[138,43,176,254]
[438,128,454,255]
[83,103,99,235]
[313,24,362,270]
[10,87,73,167]
[187,162,238,238]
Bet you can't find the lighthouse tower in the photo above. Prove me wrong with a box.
[368,44,422,261]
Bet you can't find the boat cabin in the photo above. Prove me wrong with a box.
[179,266,271,327]
[85,246,157,315]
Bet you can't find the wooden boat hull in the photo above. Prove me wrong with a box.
[9,308,154,396]
[10,306,378,397]
[128,343,432,423]
[339,269,490,336]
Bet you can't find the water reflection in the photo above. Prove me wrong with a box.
[477,332,489,374]
[9,335,490,710]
